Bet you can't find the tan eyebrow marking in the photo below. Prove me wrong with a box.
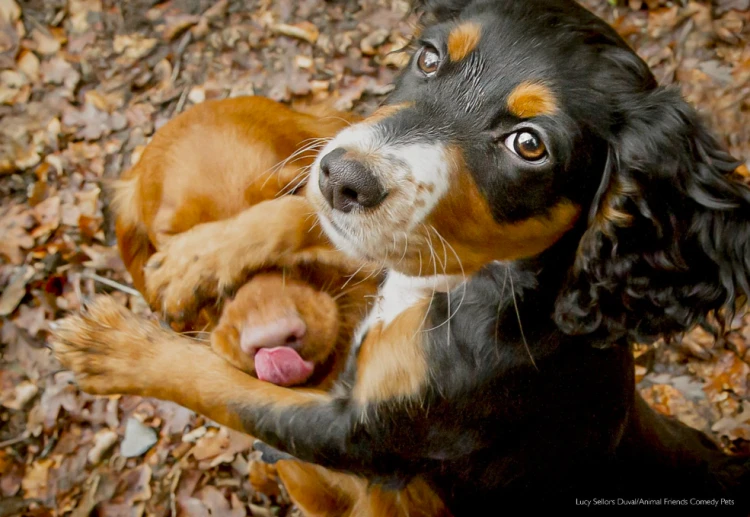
[447,22,482,62]
[363,102,414,125]
[507,81,559,119]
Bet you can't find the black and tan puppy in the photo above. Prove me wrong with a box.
[54,0,750,513]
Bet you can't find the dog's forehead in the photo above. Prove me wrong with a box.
[413,3,624,120]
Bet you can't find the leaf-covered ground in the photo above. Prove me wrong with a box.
[1,1,749,515]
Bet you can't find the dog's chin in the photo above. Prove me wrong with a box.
[317,212,387,264]
[317,213,364,257]
[319,212,440,277]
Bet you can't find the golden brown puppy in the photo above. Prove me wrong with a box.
[113,96,370,388]
[108,96,446,515]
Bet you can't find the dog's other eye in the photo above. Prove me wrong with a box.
[417,45,441,76]
[504,130,548,163]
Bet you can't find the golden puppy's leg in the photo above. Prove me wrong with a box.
[52,297,450,516]
[276,460,363,517]
[275,461,451,517]
[143,195,357,321]
[53,297,326,431]
[53,296,430,479]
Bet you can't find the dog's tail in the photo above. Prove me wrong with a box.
[112,175,154,294]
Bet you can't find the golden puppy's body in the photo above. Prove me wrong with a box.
[105,96,446,515]
[115,96,355,293]
[114,96,371,387]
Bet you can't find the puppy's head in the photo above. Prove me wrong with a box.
[308,0,750,341]
[308,0,619,276]
[211,272,340,386]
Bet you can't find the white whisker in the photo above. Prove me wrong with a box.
[340,261,368,291]
[396,231,410,267]
[313,115,355,128]
[275,162,317,197]
[494,267,511,360]
[415,225,439,340]
[258,139,327,182]
[422,225,467,334]
[258,139,329,190]
[509,271,538,370]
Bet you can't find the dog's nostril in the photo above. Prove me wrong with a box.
[341,187,358,201]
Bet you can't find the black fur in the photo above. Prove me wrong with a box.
[556,80,750,343]
[238,0,750,511]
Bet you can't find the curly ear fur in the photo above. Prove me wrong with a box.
[556,87,750,343]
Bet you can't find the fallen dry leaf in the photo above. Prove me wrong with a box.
[20,458,53,500]
[0,207,34,264]
[87,429,119,464]
[0,266,33,315]
[272,22,320,44]
[0,379,38,410]
[190,427,254,469]
[0,0,21,24]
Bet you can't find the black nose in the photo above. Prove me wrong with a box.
[318,148,387,213]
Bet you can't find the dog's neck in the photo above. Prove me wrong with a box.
[373,271,462,327]
[352,228,585,352]
[350,271,462,348]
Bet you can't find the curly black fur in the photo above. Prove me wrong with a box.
[556,80,750,343]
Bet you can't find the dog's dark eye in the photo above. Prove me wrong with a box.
[417,45,441,76]
[504,130,548,163]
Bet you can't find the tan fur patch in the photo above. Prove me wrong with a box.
[507,81,558,119]
[353,301,429,405]
[363,102,414,125]
[594,176,635,235]
[447,22,482,62]
[413,149,580,275]
[275,462,449,517]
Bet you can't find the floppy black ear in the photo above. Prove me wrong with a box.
[555,87,750,343]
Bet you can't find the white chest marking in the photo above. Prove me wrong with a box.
[353,271,462,346]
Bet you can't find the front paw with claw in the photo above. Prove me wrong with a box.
[145,196,321,326]
[144,221,235,324]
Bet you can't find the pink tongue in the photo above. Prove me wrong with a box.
[255,347,315,386]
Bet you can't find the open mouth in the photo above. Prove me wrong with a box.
[238,313,316,386]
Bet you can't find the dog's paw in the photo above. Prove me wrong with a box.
[51,296,160,396]
[144,222,233,323]
[145,196,321,325]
